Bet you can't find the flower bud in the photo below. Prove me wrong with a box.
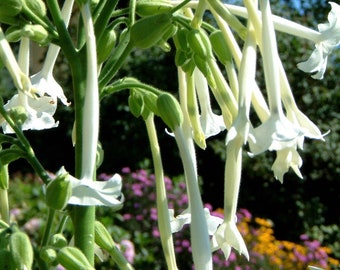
[50,233,68,249]
[0,0,22,25]
[94,221,115,252]
[130,13,173,49]
[23,0,46,17]
[45,173,72,210]
[209,30,232,65]
[40,247,57,264]
[7,24,50,45]
[97,29,116,63]
[136,0,173,17]
[128,90,144,118]
[187,29,213,60]
[157,93,183,131]
[173,28,190,53]
[57,247,95,270]
[9,231,34,270]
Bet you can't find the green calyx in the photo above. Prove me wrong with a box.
[157,93,183,131]
[45,173,72,210]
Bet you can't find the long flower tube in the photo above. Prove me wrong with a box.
[0,28,31,95]
[79,2,99,182]
[144,114,178,270]
[31,0,74,105]
[173,68,212,270]
[193,68,225,138]
[248,0,304,155]
[211,13,256,262]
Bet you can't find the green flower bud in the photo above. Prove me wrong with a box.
[97,29,116,63]
[9,231,33,270]
[45,173,72,210]
[193,54,214,85]
[130,13,173,49]
[57,247,95,270]
[136,0,173,17]
[143,90,159,116]
[23,0,46,17]
[96,142,104,169]
[187,28,213,59]
[180,57,195,75]
[157,93,183,131]
[173,28,190,52]
[128,90,144,118]
[50,233,68,249]
[7,24,50,45]
[209,30,232,65]
[94,221,115,252]
[0,0,22,25]
[40,247,57,264]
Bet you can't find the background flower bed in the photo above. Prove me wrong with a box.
[8,169,339,269]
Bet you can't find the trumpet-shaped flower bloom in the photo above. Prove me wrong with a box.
[248,112,304,155]
[211,220,249,261]
[297,2,340,79]
[272,147,303,183]
[1,92,58,134]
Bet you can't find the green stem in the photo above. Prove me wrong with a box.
[145,114,178,270]
[40,209,56,248]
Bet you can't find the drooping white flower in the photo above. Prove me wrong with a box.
[194,68,226,138]
[211,220,249,261]
[272,147,303,183]
[30,0,74,105]
[1,93,58,133]
[297,2,340,79]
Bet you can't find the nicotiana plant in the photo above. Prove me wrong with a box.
[0,0,338,269]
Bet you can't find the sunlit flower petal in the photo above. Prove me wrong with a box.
[169,208,223,235]
[272,147,303,183]
[67,173,124,207]
[211,220,249,261]
[297,2,340,79]
[1,94,58,133]
[248,113,304,155]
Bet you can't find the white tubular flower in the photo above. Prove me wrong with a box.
[169,208,223,235]
[30,0,74,105]
[211,136,249,261]
[249,0,304,155]
[1,94,58,133]
[272,147,303,183]
[1,38,58,133]
[194,68,225,138]
[297,2,340,79]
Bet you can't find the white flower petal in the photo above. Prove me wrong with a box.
[169,208,223,235]
[271,147,303,183]
[1,94,58,133]
[211,221,249,260]
[68,174,124,207]
[31,72,70,106]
